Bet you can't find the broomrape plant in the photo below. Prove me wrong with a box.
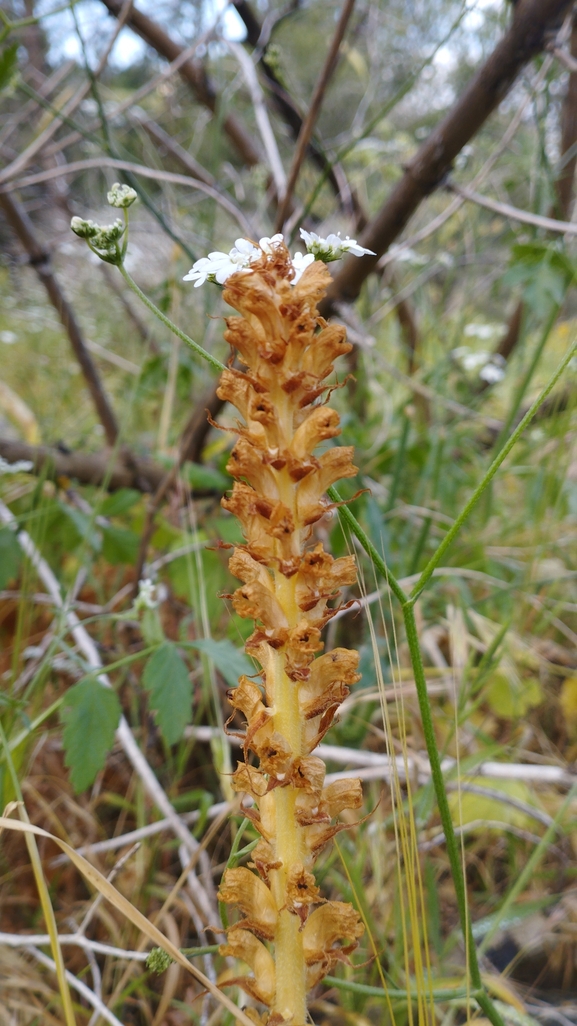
[72,193,375,1025]
[210,240,367,1025]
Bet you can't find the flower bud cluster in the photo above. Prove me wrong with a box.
[107,182,138,208]
[70,183,137,264]
[210,240,364,1025]
[70,216,125,263]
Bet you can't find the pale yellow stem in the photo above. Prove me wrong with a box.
[268,399,309,1024]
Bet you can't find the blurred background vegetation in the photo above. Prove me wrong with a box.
[1,0,577,1023]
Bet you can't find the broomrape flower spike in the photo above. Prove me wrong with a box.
[203,239,364,1025]
[183,229,372,290]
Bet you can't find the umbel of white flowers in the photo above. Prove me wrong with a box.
[183,228,375,287]
[70,183,138,263]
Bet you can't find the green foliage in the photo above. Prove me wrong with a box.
[0,43,18,93]
[0,527,21,588]
[503,242,575,315]
[61,678,122,792]
[99,489,141,516]
[102,524,140,564]
[188,637,254,687]
[142,641,192,745]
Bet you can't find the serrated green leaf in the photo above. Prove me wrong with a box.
[61,679,121,792]
[0,527,22,588]
[142,642,192,745]
[189,637,253,686]
[0,44,18,93]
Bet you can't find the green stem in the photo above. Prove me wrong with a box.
[385,413,410,513]
[117,265,226,374]
[408,341,577,604]
[402,607,485,981]
[327,486,407,605]
[495,300,561,450]
[324,976,483,1002]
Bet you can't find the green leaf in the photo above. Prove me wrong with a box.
[61,678,121,792]
[102,525,140,564]
[503,242,575,315]
[99,489,141,517]
[142,642,192,745]
[185,463,229,492]
[188,637,253,686]
[59,502,101,551]
[0,44,18,94]
[0,527,21,588]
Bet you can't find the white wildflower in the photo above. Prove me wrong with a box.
[258,233,285,254]
[479,362,505,384]
[183,227,373,290]
[135,577,158,611]
[183,238,259,287]
[452,346,505,383]
[300,228,375,261]
[291,250,315,283]
[461,351,491,372]
[464,322,504,341]
[0,458,33,475]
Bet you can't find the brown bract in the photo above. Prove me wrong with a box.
[216,242,363,1025]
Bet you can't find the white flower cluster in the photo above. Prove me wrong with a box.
[0,458,33,475]
[134,577,159,611]
[452,346,506,384]
[298,228,375,262]
[183,229,374,288]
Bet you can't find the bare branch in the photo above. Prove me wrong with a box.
[99,0,262,168]
[275,0,356,231]
[7,157,255,234]
[130,111,216,187]
[233,0,360,221]
[43,40,213,161]
[323,0,573,312]
[554,12,577,218]
[0,191,120,446]
[446,180,577,234]
[552,44,577,73]
[0,0,133,187]
[227,41,287,198]
[0,438,217,495]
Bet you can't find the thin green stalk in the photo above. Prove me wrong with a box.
[495,300,561,450]
[0,723,76,1026]
[117,265,226,374]
[324,976,483,1002]
[401,606,496,1007]
[327,485,408,605]
[407,433,444,576]
[385,413,411,513]
[409,341,577,603]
